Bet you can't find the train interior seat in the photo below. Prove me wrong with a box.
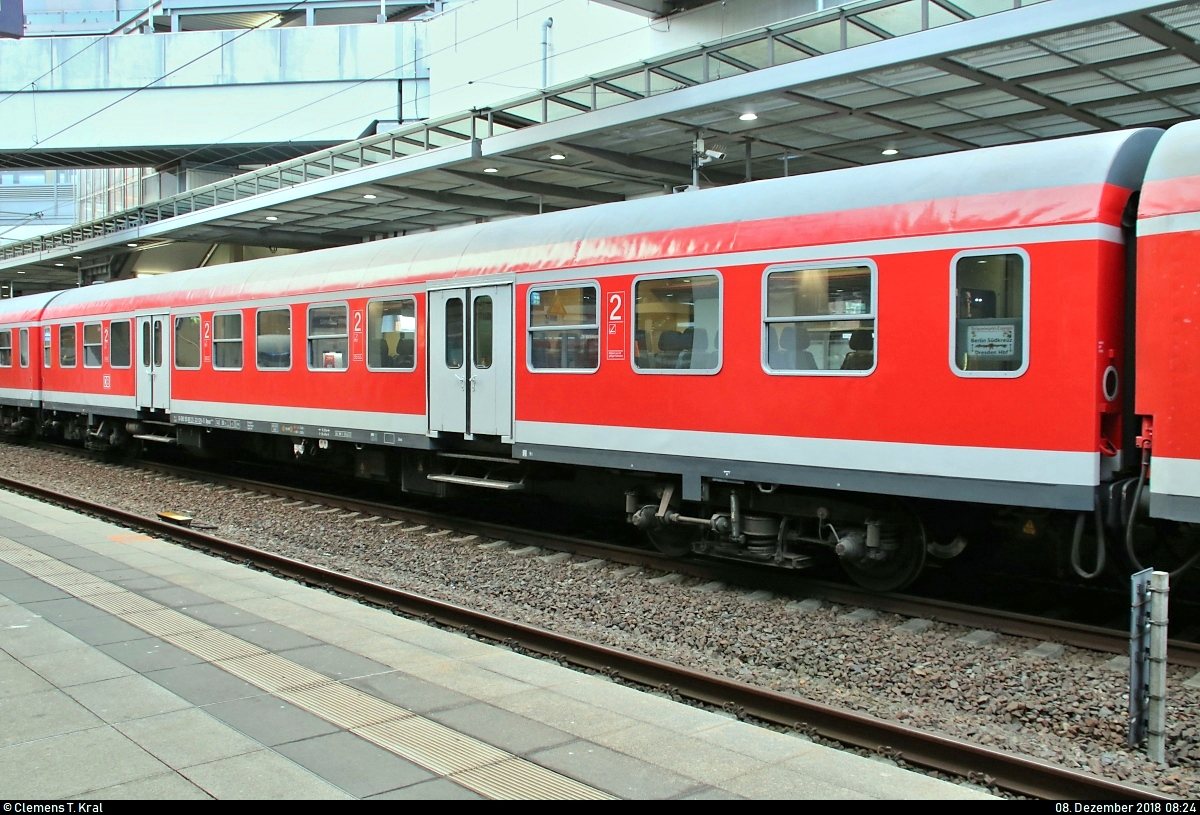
[840,329,874,370]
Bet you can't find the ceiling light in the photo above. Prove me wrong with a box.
[17,270,24,274]
[549,153,566,160]
[72,255,82,259]
[882,147,899,156]
[127,243,138,248]
[483,167,499,173]
[265,215,278,221]
[739,113,758,121]
[54,263,64,267]
[363,194,377,199]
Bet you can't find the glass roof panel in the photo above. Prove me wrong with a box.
[601,73,646,98]
[953,41,1048,70]
[1033,22,1139,55]
[555,88,595,112]
[873,101,977,127]
[1105,53,1199,83]
[855,0,924,37]
[978,52,1078,80]
[546,99,585,122]
[661,56,706,84]
[1023,71,1136,96]
[707,54,749,81]
[649,70,687,96]
[951,0,1023,17]
[1151,4,1200,31]
[716,39,774,70]
[769,36,812,65]
[1088,98,1187,126]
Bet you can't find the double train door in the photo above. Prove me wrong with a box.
[428,285,512,439]
[136,315,171,412]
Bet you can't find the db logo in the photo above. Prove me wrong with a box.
[102,375,111,390]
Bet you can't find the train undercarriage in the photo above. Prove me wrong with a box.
[5,402,1197,593]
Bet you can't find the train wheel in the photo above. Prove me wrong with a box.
[646,526,694,557]
[840,513,927,592]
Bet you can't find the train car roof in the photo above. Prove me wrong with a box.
[34,126,1162,319]
[1139,118,1200,222]
[0,290,69,323]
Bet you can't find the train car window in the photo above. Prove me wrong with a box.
[256,308,291,370]
[763,264,876,374]
[528,284,599,371]
[83,323,102,368]
[473,296,493,370]
[952,251,1027,377]
[18,328,28,368]
[59,325,77,368]
[141,322,150,367]
[212,313,243,370]
[445,298,464,370]
[366,299,416,371]
[153,321,163,367]
[174,315,201,370]
[110,321,131,368]
[44,327,52,369]
[308,304,348,370]
[0,330,11,367]
[633,275,721,373]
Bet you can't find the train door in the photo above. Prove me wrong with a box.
[135,315,171,411]
[428,285,513,439]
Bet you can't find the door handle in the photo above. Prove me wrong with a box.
[454,373,465,390]
[469,376,477,392]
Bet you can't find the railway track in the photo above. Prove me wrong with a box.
[0,464,1173,800]
[35,442,1200,670]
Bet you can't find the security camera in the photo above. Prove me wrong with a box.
[704,148,726,161]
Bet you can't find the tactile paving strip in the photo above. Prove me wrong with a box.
[0,536,611,800]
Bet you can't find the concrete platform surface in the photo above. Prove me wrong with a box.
[0,488,995,800]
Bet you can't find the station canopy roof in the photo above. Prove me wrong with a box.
[6,0,1200,291]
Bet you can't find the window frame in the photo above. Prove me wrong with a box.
[109,320,132,369]
[0,329,11,368]
[526,281,601,375]
[306,301,350,373]
[255,307,293,372]
[59,324,77,369]
[365,296,418,373]
[630,270,724,376]
[18,328,28,368]
[948,247,1030,380]
[173,314,202,371]
[211,310,244,371]
[82,322,103,368]
[43,327,52,369]
[760,259,878,377]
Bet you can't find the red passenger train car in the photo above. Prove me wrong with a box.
[0,121,1194,590]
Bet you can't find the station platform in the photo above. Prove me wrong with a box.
[0,488,995,800]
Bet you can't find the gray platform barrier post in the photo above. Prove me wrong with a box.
[1149,570,1169,764]
[1129,568,1151,749]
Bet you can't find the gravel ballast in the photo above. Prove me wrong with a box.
[2,445,1198,797]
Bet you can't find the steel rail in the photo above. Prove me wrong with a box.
[131,458,1200,669]
[0,472,1172,801]
[24,443,1200,669]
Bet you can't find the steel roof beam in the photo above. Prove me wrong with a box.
[930,57,1117,131]
[171,226,351,250]
[558,142,744,185]
[490,154,669,188]
[373,183,566,215]
[436,169,626,204]
[1118,12,1200,64]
